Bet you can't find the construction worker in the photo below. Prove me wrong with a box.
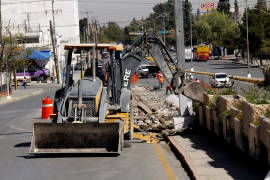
[166,84,172,95]
[159,73,164,89]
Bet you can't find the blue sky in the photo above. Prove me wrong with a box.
[78,0,259,27]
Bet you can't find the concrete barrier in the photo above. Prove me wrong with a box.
[199,93,270,166]
[205,106,213,132]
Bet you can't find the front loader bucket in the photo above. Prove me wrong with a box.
[29,122,123,154]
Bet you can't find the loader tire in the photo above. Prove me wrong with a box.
[124,103,134,148]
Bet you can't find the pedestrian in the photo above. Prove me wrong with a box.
[23,76,27,89]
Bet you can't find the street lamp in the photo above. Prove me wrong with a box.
[154,11,173,44]
[183,8,194,71]
[245,0,251,78]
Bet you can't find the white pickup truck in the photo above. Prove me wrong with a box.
[210,73,232,88]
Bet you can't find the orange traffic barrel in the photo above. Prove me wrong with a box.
[42,96,53,119]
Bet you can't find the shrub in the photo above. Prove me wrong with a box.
[205,87,237,96]
[241,85,269,104]
[206,88,217,95]
[264,108,270,119]
[236,112,243,121]
[221,109,232,119]
[232,100,242,110]
[252,118,260,127]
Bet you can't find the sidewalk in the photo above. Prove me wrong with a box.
[0,83,56,105]
[167,131,268,180]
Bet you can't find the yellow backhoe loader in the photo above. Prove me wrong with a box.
[29,31,203,155]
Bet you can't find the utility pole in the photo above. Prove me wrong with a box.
[245,0,251,78]
[92,20,97,81]
[175,0,185,70]
[51,0,61,84]
[50,21,60,84]
[0,0,2,45]
[51,0,56,44]
[163,15,166,44]
[190,14,194,71]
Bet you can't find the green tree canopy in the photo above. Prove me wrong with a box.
[193,10,240,50]
[239,6,270,57]
[98,22,124,43]
[217,0,230,14]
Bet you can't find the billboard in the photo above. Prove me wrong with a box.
[201,2,215,9]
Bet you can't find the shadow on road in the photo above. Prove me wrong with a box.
[180,130,268,180]
[212,66,249,69]
[14,142,31,148]
[0,132,32,136]
[17,153,120,159]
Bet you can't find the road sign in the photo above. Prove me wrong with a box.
[201,2,215,9]
[129,32,143,36]
[159,30,175,34]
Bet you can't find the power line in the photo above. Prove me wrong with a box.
[2,0,262,6]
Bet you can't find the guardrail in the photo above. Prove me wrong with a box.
[185,70,264,85]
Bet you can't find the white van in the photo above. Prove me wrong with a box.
[185,48,192,61]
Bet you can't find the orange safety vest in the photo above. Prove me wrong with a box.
[157,72,161,79]
[159,76,164,83]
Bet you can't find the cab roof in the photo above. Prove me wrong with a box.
[64,43,124,51]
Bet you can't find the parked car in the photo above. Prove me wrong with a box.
[148,65,160,77]
[17,68,49,81]
[12,70,31,86]
[138,64,149,78]
[210,72,232,88]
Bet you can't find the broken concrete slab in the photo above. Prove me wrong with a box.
[173,116,196,130]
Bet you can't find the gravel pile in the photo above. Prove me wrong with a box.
[131,86,178,134]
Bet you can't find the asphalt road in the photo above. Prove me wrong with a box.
[0,85,189,180]
[184,59,264,93]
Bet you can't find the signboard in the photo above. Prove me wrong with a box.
[129,32,143,36]
[129,30,175,36]
[201,2,214,9]
[159,30,175,34]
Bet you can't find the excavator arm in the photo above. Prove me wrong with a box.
[120,31,203,103]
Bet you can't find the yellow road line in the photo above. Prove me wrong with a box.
[153,143,177,180]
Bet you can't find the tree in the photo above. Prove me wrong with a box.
[193,11,240,51]
[239,6,270,59]
[217,0,230,14]
[196,8,200,20]
[0,31,30,90]
[98,22,124,43]
[257,0,267,9]
[79,18,88,43]
[234,0,239,22]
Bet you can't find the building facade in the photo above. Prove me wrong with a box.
[2,0,80,46]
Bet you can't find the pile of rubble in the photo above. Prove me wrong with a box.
[131,86,178,134]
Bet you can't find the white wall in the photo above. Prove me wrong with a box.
[2,0,80,44]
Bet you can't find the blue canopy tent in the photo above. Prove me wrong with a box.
[27,49,52,61]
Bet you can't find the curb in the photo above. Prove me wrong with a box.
[166,136,202,180]
[0,88,45,105]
